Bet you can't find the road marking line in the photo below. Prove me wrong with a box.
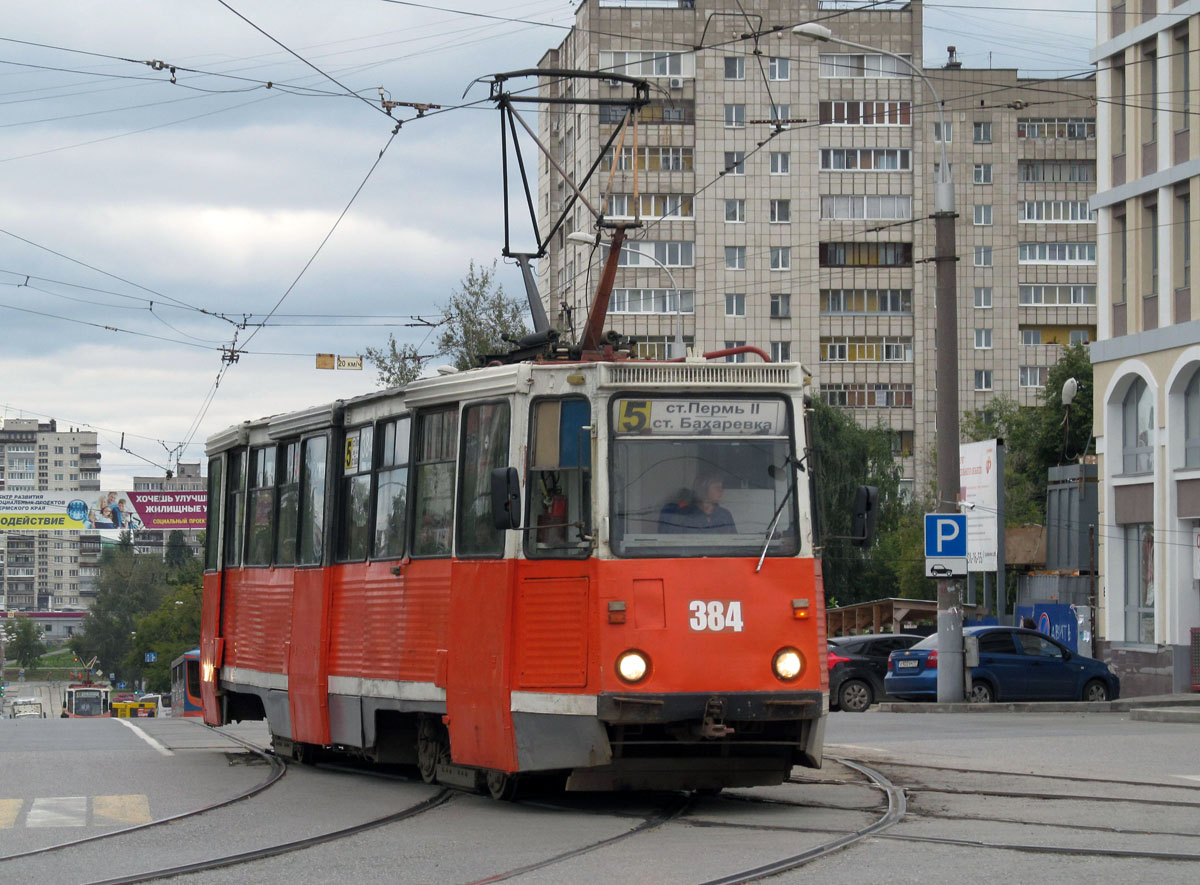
[113,717,173,756]
[1172,774,1200,783]
[0,799,22,829]
[93,794,152,826]
[27,797,87,828]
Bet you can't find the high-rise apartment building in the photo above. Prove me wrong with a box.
[131,462,206,559]
[1090,0,1198,692]
[0,418,101,611]
[537,0,1095,495]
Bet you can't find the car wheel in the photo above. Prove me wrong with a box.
[838,679,873,713]
[1082,679,1109,702]
[967,681,993,703]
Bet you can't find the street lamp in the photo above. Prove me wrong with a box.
[795,21,963,702]
[566,231,687,358]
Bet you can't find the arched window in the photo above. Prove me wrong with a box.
[1185,372,1200,468]
[1121,377,1153,474]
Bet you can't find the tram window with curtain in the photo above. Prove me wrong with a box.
[373,416,410,559]
[299,436,328,565]
[525,397,591,558]
[224,450,246,568]
[338,426,373,561]
[245,446,277,566]
[413,408,457,556]
[275,442,300,564]
[457,402,511,557]
[205,457,223,570]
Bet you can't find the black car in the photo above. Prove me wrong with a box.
[828,633,924,712]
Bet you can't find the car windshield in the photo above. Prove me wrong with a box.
[912,634,938,650]
[609,396,798,558]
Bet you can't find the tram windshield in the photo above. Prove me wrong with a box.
[609,396,799,558]
[72,690,105,716]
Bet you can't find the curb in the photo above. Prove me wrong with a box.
[1129,707,1200,723]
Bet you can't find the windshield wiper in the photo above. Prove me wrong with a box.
[756,455,797,573]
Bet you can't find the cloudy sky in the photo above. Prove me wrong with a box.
[1,1,1096,485]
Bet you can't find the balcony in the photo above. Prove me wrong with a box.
[1177,287,1192,323]
[1142,141,1157,176]
[1175,129,1191,165]
[1144,293,1159,331]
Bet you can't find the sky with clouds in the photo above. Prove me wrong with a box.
[0,1,1097,485]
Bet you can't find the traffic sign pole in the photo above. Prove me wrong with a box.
[926,511,965,703]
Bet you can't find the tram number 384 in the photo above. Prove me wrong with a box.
[688,600,744,632]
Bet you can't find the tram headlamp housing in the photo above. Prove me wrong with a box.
[772,647,803,682]
[616,650,650,684]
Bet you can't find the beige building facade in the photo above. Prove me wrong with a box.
[1090,0,1199,691]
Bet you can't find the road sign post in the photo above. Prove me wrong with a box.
[926,513,966,702]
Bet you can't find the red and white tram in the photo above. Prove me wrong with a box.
[201,353,850,795]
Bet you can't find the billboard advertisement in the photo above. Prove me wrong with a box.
[0,491,206,531]
[959,439,999,572]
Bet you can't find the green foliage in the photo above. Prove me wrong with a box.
[364,261,530,387]
[130,581,202,693]
[962,344,1093,525]
[2,617,47,668]
[165,531,192,571]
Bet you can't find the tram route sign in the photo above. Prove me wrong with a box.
[925,513,967,578]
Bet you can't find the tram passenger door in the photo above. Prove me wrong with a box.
[200,454,229,726]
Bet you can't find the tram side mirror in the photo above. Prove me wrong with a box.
[850,485,879,548]
[491,467,521,530]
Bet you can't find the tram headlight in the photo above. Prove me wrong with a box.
[772,647,803,682]
[616,650,650,684]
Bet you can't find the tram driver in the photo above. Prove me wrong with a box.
[658,474,737,534]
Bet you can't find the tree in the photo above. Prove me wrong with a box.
[3,617,46,669]
[364,261,529,386]
[164,531,193,572]
[131,581,202,693]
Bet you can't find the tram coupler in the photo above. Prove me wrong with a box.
[694,696,734,739]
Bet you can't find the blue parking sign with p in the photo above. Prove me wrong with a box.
[925,513,967,557]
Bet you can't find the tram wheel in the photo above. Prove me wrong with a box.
[486,769,519,801]
[417,717,448,785]
[293,741,319,766]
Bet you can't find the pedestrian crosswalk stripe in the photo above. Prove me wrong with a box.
[0,796,152,828]
[93,794,152,826]
[27,796,87,828]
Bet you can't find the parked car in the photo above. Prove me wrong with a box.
[885,626,1120,703]
[828,633,924,712]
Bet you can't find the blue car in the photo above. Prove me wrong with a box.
[885,626,1120,703]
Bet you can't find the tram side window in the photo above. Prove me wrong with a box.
[373,416,410,558]
[276,442,301,564]
[338,425,373,561]
[299,436,328,565]
[245,446,277,566]
[526,398,591,558]
[205,457,223,570]
[457,402,511,557]
[225,450,246,567]
[412,408,457,556]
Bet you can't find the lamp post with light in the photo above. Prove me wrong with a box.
[795,22,963,701]
[566,231,687,358]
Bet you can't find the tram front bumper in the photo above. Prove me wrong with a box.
[596,690,823,725]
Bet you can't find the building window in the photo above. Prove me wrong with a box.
[770,103,791,128]
[1017,242,1096,264]
[819,147,911,171]
[1147,204,1159,296]
[611,289,695,314]
[1182,194,1192,289]
[820,383,914,409]
[724,341,747,362]
[607,193,694,219]
[770,246,791,270]
[724,151,745,175]
[1019,200,1095,222]
[974,246,993,267]
[933,121,952,142]
[725,293,745,317]
[819,52,912,78]
[820,289,912,314]
[611,241,693,267]
[724,56,744,80]
[1122,377,1153,474]
[1069,329,1090,346]
[768,57,789,80]
[1018,161,1096,182]
[974,328,993,349]
[770,293,791,318]
[770,199,791,223]
[974,287,993,308]
[1021,329,1042,345]
[1017,117,1096,139]
[819,242,913,267]
[1185,372,1200,468]
[974,370,993,391]
[1123,523,1154,643]
[1147,49,1158,143]
[725,246,746,270]
[771,341,791,362]
[819,100,911,126]
[599,50,694,79]
[770,151,790,174]
[819,336,913,362]
[724,104,745,127]
[632,336,694,360]
[973,205,993,226]
[820,195,912,220]
[603,145,694,172]
[973,163,993,184]
[973,121,992,143]
[1019,284,1097,306]
[725,199,745,223]
[1020,367,1048,388]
